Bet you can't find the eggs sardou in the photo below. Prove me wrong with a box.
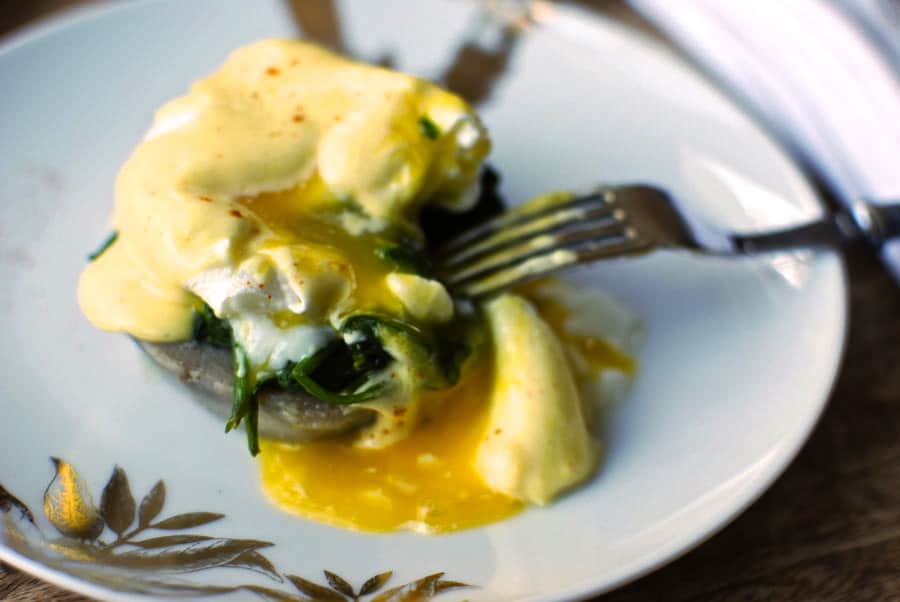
[134,165,506,444]
[78,40,638,532]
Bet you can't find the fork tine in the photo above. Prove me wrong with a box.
[441,188,617,254]
[440,184,716,298]
[442,219,631,285]
[441,203,622,269]
[456,236,652,298]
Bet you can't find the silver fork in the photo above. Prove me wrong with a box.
[437,185,900,298]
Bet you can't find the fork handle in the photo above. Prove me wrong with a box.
[855,201,900,245]
[731,201,900,253]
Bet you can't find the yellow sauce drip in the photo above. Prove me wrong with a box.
[258,291,631,533]
[527,293,636,376]
[259,349,524,533]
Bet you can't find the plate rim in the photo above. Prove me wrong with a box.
[0,1,850,600]
[523,4,851,598]
[559,262,848,599]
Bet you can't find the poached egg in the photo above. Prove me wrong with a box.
[77,39,640,533]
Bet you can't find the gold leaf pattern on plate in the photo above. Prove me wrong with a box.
[100,466,136,536]
[325,570,356,597]
[239,584,307,602]
[151,512,224,530]
[223,549,283,582]
[107,537,274,572]
[1,457,473,600]
[0,483,35,525]
[371,573,445,602]
[127,534,214,549]
[288,573,348,601]
[43,457,104,540]
[359,571,394,596]
[371,572,470,602]
[137,480,165,527]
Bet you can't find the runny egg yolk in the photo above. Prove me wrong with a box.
[237,183,406,318]
[258,294,630,533]
[259,348,521,533]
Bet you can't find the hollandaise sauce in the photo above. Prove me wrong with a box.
[78,38,490,343]
[258,295,630,533]
[259,347,526,533]
[76,38,639,532]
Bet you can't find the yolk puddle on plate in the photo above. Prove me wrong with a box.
[258,288,631,533]
[258,347,524,533]
[526,293,636,376]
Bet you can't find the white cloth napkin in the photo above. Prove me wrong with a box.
[838,0,900,71]
[628,0,900,277]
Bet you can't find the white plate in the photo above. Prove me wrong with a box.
[0,1,846,600]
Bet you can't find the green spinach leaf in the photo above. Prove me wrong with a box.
[193,303,232,347]
[225,343,260,456]
[418,115,440,140]
[375,244,432,275]
[87,231,118,261]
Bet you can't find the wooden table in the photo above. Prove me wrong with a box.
[2,2,899,601]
